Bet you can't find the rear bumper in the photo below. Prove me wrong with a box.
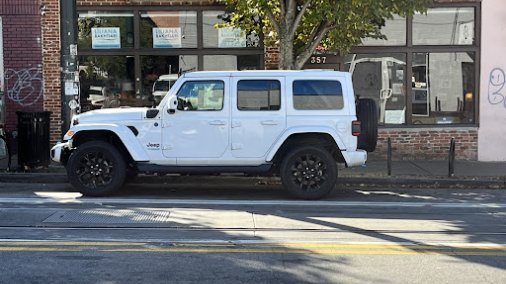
[342,149,367,167]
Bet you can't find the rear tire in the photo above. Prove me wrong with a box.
[280,146,337,200]
[67,141,126,196]
[357,98,378,152]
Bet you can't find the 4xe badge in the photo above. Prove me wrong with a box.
[146,142,160,150]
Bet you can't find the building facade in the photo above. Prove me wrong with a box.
[3,0,505,161]
[0,0,44,142]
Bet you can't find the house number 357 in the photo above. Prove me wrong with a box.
[310,56,327,64]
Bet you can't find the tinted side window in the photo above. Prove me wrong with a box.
[293,80,344,110]
[237,80,281,111]
[176,80,224,111]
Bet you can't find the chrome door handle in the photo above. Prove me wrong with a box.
[261,120,279,125]
[208,120,226,126]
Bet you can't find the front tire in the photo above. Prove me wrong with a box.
[280,146,337,200]
[67,141,126,196]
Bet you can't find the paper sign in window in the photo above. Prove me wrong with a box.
[153,28,182,48]
[91,27,121,49]
[218,28,246,48]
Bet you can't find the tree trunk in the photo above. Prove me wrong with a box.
[278,34,295,70]
[277,1,297,70]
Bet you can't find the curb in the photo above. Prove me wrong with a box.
[339,177,506,189]
[0,173,504,189]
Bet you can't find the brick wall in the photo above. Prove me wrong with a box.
[0,0,43,133]
[264,46,279,69]
[372,128,478,160]
[41,0,61,144]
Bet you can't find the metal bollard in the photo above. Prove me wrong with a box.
[387,137,392,176]
[448,138,456,178]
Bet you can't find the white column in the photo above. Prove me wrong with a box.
[478,0,506,161]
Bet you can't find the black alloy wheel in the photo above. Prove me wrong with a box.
[67,141,126,196]
[280,146,337,200]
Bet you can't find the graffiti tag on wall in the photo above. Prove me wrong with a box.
[4,68,43,106]
[488,67,506,108]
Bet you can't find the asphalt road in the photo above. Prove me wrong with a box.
[0,182,505,283]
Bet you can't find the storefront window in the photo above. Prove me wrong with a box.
[78,11,134,49]
[204,55,261,71]
[141,55,198,105]
[361,15,406,46]
[78,56,139,110]
[413,8,475,45]
[411,52,475,124]
[345,54,407,125]
[202,11,260,48]
[140,11,197,48]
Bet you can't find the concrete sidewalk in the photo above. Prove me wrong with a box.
[0,157,504,189]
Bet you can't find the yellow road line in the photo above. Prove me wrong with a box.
[2,241,505,249]
[1,241,506,256]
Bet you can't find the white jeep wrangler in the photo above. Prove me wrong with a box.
[51,70,377,199]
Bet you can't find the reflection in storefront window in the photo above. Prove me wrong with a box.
[411,52,475,124]
[140,11,197,48]
[413,8,475,45]
[203,11,260,48]
[78,11,134,49]
[360,15,406,46]
[345,54,407,125]
[141,55,197,105]
[78,56,139,111]
[203,55,261,71]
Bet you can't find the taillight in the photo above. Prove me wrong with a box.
[352,120,361,136]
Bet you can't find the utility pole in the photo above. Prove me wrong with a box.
[60,0,78,136]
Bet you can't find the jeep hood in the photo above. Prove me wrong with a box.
[75,108,147,124]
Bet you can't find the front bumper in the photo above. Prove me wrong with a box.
[50,141,70,163]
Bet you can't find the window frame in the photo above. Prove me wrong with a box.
[76,5,264,109]
[175,80,225,111]
[344,1,481,128]
[236,79,281,111]
[292,79,345,110]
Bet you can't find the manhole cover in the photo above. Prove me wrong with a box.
[43,209,171,224]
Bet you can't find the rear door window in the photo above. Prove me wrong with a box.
[237,80,281,111]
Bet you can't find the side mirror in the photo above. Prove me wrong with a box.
[167,95,178,114]
[146,109,159,119]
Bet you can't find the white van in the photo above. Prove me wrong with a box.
[152,74,178,105]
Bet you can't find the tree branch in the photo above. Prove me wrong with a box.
[280,0,286,17]
[289,0,312,36]
[265,9,280,33]
[287,0,296,16]
[294,21,333,69]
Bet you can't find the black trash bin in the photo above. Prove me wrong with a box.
[16,111,52,168]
